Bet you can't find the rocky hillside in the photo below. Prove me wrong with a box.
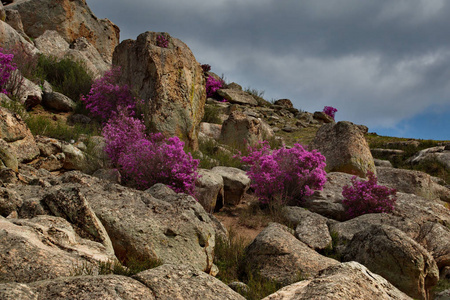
[0,1,449,300]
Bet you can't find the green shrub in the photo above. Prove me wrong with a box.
[36,55,93,101]
[25,114,100,142]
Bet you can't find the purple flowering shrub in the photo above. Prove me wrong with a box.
[0,48,17,94]
[206,75,224,98]
[102,109,199,195]
[118,134,199,194]
[342,171,397,218]
[81,67,136,121]
[241,142,327,205]
[323,106,338,120]
[156,35,169,48]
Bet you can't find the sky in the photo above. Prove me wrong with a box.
[87,0,450,141]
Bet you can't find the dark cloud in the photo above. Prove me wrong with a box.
[87,0,450,139]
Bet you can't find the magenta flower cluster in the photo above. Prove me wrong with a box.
[206,75,223,98]
[156,35,169,48]
[240,142,327,205]
[102,108,199,195]
[0,48,17,94]
[81,67,135,121]
[323,106,338,120]
[342,171,397,218]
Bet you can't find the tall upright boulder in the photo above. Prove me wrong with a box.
[311,121,376,178]
[5,0,119,63]
[113,32,206,149]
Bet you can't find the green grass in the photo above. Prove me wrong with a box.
[190,138,243,169]
[202,104,223,124]
[25,114,101,142]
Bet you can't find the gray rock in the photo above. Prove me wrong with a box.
[281,206,332,250]
[0,215,115,283]
[61,143,86,170]
[0,139,18,171]
[408,146,450,170]
[416,222,450,270]
[34,30,69,59]
[302,172,351,221]
[195,168,224,213]
[262,261,412,300]
[211,166,250,206]
[342,224,439,300]
[245,223,339,285]
[220,111,264,148]
[92,168,121,184]
[313,111,335,123]
[374,158,393,167]
[42,186,114,255]
[200,122,222,140]
[274,99,293,109]
[42,92,76,112]
[434,289,450,300]
[217,89,258,106]
[133,264,246,300]
[0,188,22,217]
[0,107,39,162]
[311,121,376,178]
[377,167,450,202]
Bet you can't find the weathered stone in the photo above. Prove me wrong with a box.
[42,92,76,112]
[0,107,39,162]
[7,0,120,63]
[92,168,121,184]
[0,282,37,300]
[408,146,450,170]
[374,158,393,167]
[0,19,38,57]
[226,82,242,90]
[0,187,22,217]
[31,154,64,172]
[274,99,293,109]
[0,138,18,171]
[42,186,114,255]
[220,111,263,147]
[302,172,350,221]
[342,224,439,300]
[377,167,450,202]
[211,166,250,206]
[0,215,115,283]
[262,261,412,300]
[217,89,258,106]
[434,289,450,300]
[9,275,156,300]
[416,222,450,270]
[200,122,222,140]
[133,264,246,300]
[56,172,217,273]
[313,111,335,123]
[195,168,224,213]
[61,143,86,170]
[113,31,206,149]
[34,30,69,59]
[245,223,339,285]
[311,121,376,178]
[35,135,62,157]
[281,206,332,251]
[66,36,110,78]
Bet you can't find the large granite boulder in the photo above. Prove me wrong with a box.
[0,107,39,162]
[263,262,412,300]
[342,224,439,300]
[56,172,217,274]
[0,215,115,283]
[0,19,37,56]
[311,121,376,178]
[407,146,450,169]
[113,31,206,149]
[245,223,339,285]
[6,0,120,63]
[217,89,258,106]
